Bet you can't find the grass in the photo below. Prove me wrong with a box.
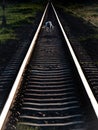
[59,3,98,27]
[78,33,98,42]
[0,2,44,42]
[16,124,40,130]
[5,3,43,25]
[16,123,56,130]
[0,27,16,42]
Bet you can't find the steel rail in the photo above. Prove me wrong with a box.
[22,100,78,106]
[51,3,98,118]
[0,2,98,129]
[17,121,84,127]
[0,2,49,130]
[19,114,81,120]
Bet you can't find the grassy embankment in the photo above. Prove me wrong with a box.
[16,124,39,130]
[62,3,98,27]
[16,124,56,130]
[0,2,44,130]
[58,3,98,41]
[0,2,44,42]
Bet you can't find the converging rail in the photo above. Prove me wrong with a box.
[0,2,98,130]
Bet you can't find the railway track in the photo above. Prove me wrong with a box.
[57,9,98,102]
[0,39,30,113]
[0,2,98,130]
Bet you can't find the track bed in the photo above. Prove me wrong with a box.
[1,3,97,130]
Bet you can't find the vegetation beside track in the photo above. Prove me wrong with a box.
[56,2,98,67]
[56,2,98,42]
[0,2,44,76]
[58,3,98,27]
[64,3,98,27]
[0,2,44,42]
[16,124,39,130]
[16,124,56,130]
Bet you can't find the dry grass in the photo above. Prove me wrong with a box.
[61,3,98,27]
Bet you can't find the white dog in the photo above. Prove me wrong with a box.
[42,21,54,32]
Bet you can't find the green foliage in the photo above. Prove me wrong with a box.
[5,3,43,25]
[0,2,44,42]
[16,124,57,130]
[16,124,40,130]
[0,27,16,42]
